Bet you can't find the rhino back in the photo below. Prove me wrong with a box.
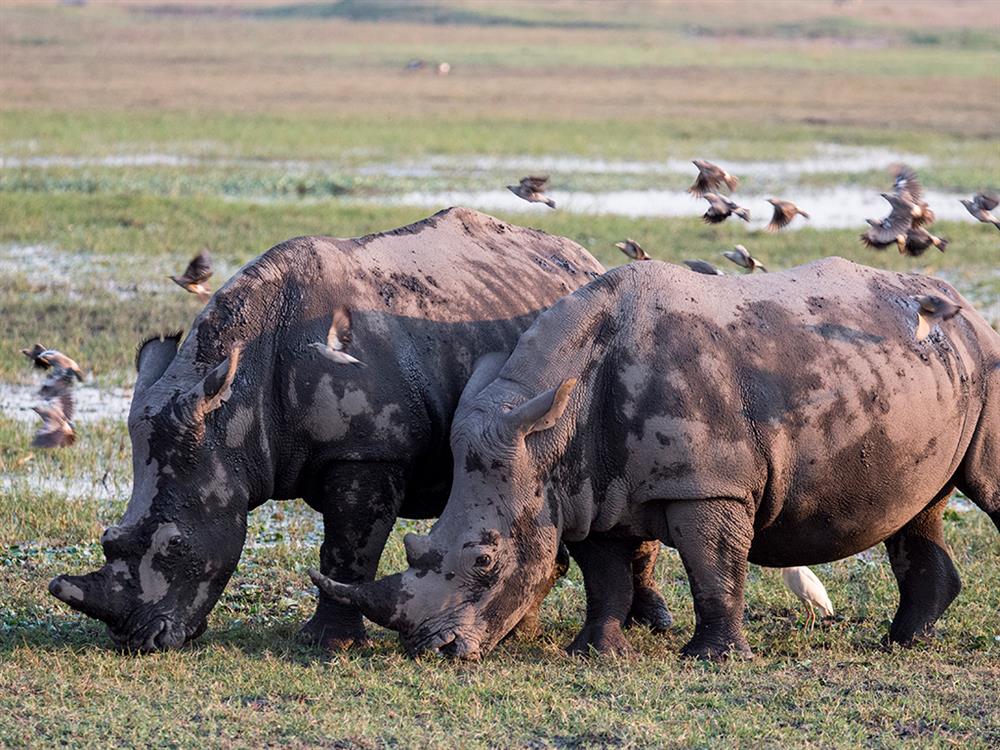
[505,258,996,557]
[168,208,603,503]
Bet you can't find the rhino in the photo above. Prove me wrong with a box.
[312,257,1000,660]
[48,207,671,651]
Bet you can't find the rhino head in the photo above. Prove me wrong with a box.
[311,354,577,660]
[49,333,268,651]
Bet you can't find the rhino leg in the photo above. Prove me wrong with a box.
[507,543,570,641]
[299,463,405,650]
[565,537,636,655]
[624,540,673,633]
[664,499,754,660]
[884,489,962,646]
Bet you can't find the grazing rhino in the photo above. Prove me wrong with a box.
[312,257,1000,660]
[48,207,671,651]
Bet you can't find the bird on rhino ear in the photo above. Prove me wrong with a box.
[503,378,577,437]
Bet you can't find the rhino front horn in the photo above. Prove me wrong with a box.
[307,569,406,631]
[49,570,119,624]
[308,568,356,606]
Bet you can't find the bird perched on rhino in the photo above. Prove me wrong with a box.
[170,250,214,303]
[615,239,649,262]
[722,244,767,273]
[683,259,724,276]
[960,192,1000,230]
[506,176,556,208]
[32,391,76,449]
[688,159,739,197]
[702,193,750,224]
[766,198,809,232]
[780,567,834,631]
[309,308,363,366]
[913,294,962,342]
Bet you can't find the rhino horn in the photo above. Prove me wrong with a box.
[308,569,407,631]
[49,568,121,625]
[403,532,433,566]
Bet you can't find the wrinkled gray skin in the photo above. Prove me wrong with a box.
[48,207,671,652]
[317,258,1000,660]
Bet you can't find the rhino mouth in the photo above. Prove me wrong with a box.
[109,613,207,653]
[404,622,482,661]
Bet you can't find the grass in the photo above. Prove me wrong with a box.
[1,1,998,747]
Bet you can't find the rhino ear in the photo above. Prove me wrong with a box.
[504,378,577,436]
[190,345,242,418]
[135,332,182,394]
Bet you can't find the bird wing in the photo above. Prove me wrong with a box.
[892,165,924,203]
[58,391,75,423]
[327,308,353,351]
[520,176,549,192]
[865,197,913,244]
[182,251,213,284]
[687,171,715,196]
[975,193,999,211]
[684,260,721,275]
[766,202,794,231]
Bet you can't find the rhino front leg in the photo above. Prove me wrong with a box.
[565,537,636,655]
[885,489,961,646]
[625,540,673,633]
[299,462,406,650]
[664,499,754,660]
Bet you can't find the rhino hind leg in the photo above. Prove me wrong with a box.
[299,463,406,650]
[884,489,962,646]
[664,499,754,660]
[624,540,673,633]
[564,537,637,656]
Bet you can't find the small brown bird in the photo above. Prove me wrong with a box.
[32,392,76,449]
[702,193,750,224]
[766,198,810,232]
[891,165,934,227]
[506,176,556,208]
[688,160,739,197]
[22,345,84,381]
[913,294,962,341]
[683,259,724,276]
[960,193,1000,230]
[170,250,213,303]
[898,227,948,257]
[615,239,650,262]
[860,192,915,250]
[309,308,363,366]
[722,244,767,273]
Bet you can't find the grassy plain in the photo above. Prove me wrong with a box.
[1,1,998,748]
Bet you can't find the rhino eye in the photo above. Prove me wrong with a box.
[168,535,183,548]
[474,553,493,569]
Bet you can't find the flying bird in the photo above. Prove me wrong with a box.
[31,392,76,449]
[170,250,214,303]
[683,259,724,276]
[780,566,834,631]
[310,308,363,366]
[615,239,650,262]
[702,193,750,224]
[688,160,739,197]
[22,345,84,382]
[891,165,934,227]
[913,294,962,341]
[766,198,810,232]
[860,192,915,250]
[899,227,948,257]
[722,244,767,273]
[960,193,1000,230]
[506,176,556,209]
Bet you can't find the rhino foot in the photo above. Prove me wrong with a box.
[297,614,368,651]
[680,632,753,661]
[566,619,631,657]
[624,586,673,633]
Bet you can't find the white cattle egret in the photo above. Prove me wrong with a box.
[780,566,834,630]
